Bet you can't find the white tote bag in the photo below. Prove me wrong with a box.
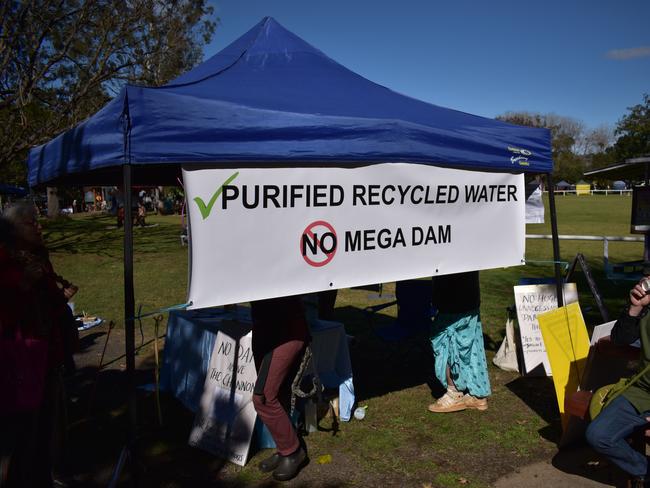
[492,318,519,373]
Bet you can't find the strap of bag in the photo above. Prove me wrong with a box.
[611,361,650,397]
[290,345,322,416]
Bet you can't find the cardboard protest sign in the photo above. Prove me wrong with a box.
[514,283,578,375]
[189,330,257,466]
[184,164,525,309]
[537,302,590,431]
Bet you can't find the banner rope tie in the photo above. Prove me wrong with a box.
[129,301,193,321]
[523,259,569,270]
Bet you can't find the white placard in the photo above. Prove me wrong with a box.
[189,331,257,466]
[514,283,579,375]
[184,163,525,309]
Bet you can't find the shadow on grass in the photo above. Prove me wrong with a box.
[505,375,563,443]
[63,356,350,487]
[42,213,183,257]
[78,331,106,352]
[64,364,244,487]
[334,305,445,401]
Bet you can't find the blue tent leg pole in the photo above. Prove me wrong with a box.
[109,164,138,487]
[546,172,564,306]
[124,163,138,485]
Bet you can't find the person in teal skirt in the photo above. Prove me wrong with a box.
[428,271,491,413]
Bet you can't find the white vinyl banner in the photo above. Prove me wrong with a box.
[183,163,525,309]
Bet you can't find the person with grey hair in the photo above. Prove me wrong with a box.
[5,203,78,301]
[0,215,47,486]
[3,202,77,486]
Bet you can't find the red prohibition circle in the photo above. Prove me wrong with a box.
[300,220,338,267]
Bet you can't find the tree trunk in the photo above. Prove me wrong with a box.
[47,186,59,218]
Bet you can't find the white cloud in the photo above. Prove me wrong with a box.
[606,46,650,60]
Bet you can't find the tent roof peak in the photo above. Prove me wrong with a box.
[167,16,330,87]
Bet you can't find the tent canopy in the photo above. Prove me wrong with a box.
[28,17,552,187]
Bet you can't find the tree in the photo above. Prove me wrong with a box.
[609,93,650,161]
[0,0,216,184]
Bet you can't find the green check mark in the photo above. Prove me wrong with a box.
[194,171,239,220]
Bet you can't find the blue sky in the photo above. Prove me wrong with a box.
[205,0,649,131]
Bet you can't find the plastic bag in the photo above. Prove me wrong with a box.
[493,318,519,373]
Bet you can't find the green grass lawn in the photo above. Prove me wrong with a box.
[42,194,639,487]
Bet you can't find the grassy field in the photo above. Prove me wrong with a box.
[43,193,639,487]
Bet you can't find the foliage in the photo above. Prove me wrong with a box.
[610,93,650,162]
[0,0,216,183]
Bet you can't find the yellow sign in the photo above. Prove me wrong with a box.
[537,302,590,430]
[576,184,590,195]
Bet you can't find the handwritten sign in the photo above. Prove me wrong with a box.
[513,283,578,375]
[189,330,257,466]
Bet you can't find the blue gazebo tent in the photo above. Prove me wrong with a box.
[26,17,557,476]
[28,17,551,187]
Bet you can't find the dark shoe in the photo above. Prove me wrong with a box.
[258,452,282,473]
[272,447,308,481]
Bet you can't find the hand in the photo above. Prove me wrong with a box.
[629,280,650,315]
[63,284,78,300]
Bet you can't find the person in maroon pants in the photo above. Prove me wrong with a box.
[251,296,309,481]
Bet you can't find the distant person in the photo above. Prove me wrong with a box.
[117,205,125,228]
[428,271,491,413]
[586,273,650,487]
[143,193,153,211]
[251,296,309,482]
[135,202,146,227]
[109,192,118,215]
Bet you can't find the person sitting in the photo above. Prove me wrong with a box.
[428,271,491,413]
[586,275,650,487]
[250,296,309,482]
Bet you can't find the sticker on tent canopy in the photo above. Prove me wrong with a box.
[183,163,526,309]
